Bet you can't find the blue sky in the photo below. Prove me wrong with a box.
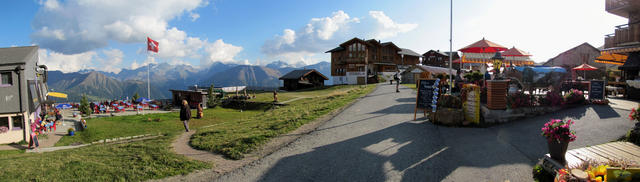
[0,0,628,73]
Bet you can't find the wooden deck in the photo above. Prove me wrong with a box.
[542,142,640,174]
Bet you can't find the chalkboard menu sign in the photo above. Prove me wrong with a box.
[589,80,605,100]
[416,79,440,109]
[414,79,439,120]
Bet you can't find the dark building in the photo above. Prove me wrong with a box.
[279,69,328,90]
[422,50,460,68]
[170,86,223,109]
[0,46,49,144]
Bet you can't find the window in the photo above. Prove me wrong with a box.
[12,116,23,130]
[0,72,11,86]
[0,117,8,130]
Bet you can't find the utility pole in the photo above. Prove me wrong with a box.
[448,0,453,94]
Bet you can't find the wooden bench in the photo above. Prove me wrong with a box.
[542,142,640,175]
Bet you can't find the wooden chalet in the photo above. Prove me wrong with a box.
[279,69,328,91]
[601,0,640,99]
[422,50,460,68]
[398,48,421,69]
[326,37,403,85]
[543,43,607,79]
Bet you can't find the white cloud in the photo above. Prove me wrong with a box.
[31,0,207,55]
[368,11,417,39]
[99,49,124,73]
[189,12,200,21]
[42,0,60,10]
[38,49,97,73]
[200,39,244,66]
[261,10,417,65]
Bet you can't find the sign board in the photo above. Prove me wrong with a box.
[589,80,605,100]
[462,84,480,124]
[415,79,439,120]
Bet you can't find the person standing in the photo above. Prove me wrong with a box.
[180,100,191,132]
[28,120,39,149]
[394,71,400,92]
[196,104,203,119]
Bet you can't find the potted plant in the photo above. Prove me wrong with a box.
[541,119,576,164]
[68,128,75,136]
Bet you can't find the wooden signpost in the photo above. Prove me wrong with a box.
[589,80,605,100]
[415,79,439,120]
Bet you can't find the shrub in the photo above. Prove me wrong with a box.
[539,91,563,107]
[507,92,534,109]
[563,89,585,105]
[437,94,462,109]
[464,71,484,83]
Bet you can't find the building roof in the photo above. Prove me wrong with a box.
[279,69,329,80]
[325,46,345,53]
[339,37,372,48]
[544,42,600,66]
[0,46,38,65]
[402,65,457,75]
[502,47,532,56]
[381,42,401,50]
[458,38,507,53]
[398,48,421,57]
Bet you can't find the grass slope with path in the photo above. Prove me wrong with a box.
[0,85,374,181]
[191,85,375,159]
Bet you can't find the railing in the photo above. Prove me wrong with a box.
[604,23,640,48]
[606,0,630,11]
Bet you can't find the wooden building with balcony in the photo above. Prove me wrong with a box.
[602,0,640,99]
[422,50,460,68]
[326,37,403,85]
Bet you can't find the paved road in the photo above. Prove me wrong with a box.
[216,84,636,182]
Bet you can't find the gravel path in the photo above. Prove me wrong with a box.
[212,84,635,182]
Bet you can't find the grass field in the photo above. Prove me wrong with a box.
[0,85,375,181]
[190,85,375,159]
[0,136,210,181]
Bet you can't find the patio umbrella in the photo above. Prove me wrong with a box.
[458,38,508,53]
[47,92,68,99]
[55,104,73,109]
[458,38,508,72]
[572,63,598,79]
[595,52,627,65]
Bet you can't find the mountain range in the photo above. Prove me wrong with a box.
[47,61,331,101]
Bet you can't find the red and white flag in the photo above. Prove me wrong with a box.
[147,37,159,53]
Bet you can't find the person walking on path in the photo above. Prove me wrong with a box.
[180,100,191,132]
[28,120,39,149]
[394,71,400,92]
[196,104,203,119]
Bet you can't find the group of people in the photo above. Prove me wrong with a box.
[29,106,63,149]
[179,100,204,132]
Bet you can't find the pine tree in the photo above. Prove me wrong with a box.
[207,84,217,108]
[79,94,91,115]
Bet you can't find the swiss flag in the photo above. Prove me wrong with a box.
[147,37,159,53]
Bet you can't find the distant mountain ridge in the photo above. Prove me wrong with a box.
[47,61,332,101]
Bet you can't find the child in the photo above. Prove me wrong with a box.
[29,121,39,149]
